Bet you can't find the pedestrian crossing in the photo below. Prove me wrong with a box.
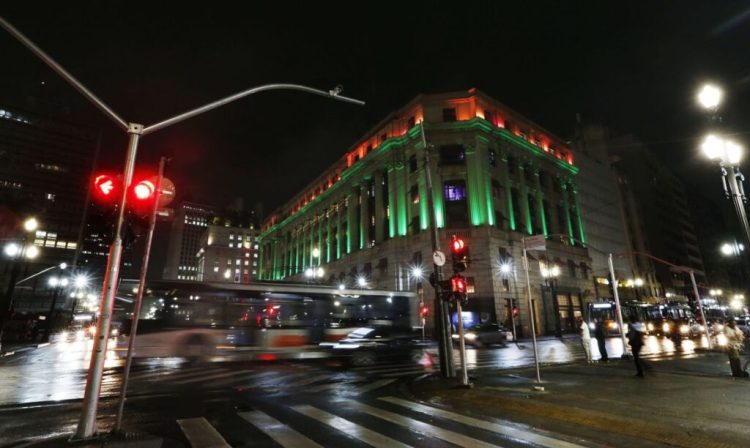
[177,395,591,448]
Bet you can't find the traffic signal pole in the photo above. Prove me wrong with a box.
[420,124,455,378]
[114,156,166,432]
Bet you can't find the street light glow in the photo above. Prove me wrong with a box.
[59,262,68,270]
[338,283,346,290]
[305,267,314,278]
[316,267,325,278]
[357,276,367,287]
[697,83,723,110]
[25,245,39,259]
[23,217,39,232]
[411,266,423,279]
[701,134,723,160]
[311,247,320,258]
[74,274,90,289]
[499,262,512,275]
[721,243,734,255]
[4,243,20,257]
[725,140,743,164]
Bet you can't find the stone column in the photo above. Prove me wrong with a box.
[465,143,488,226]
[360,180,370,249]
[518,162,532,234]
[336,201,344,260]
[561,181,574,242]
[531,166,547,235]
[501,151,516,231]
[325,208,332,263]
[374,171,386,242]
[394,161,408,237]
[387,166,397,238]
[347,189,357,254]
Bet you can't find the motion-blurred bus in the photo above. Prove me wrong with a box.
[113,279,418,358]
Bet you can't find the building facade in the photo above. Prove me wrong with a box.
[260,89,594,336]
[162,202,215,281]
[608,133,706,297]
[197,220,259,283]
[0,105,98,312]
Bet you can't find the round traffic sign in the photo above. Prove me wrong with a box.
[433,250,446,267]
[157,177,176,207]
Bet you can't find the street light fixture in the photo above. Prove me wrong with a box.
[357,276,368,287]
[540,262,562,337]
[23,217,39,232]
[697,83,723,111]
[720,241,745,257]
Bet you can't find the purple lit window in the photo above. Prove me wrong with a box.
[444,182,466,201]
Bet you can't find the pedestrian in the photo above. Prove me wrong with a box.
[578,317,592,364]
[594,318,608,362]
[724,319,748,378]
[627,317,646,377]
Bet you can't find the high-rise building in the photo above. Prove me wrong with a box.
[162,202,215,281]
[608,133,706,296]
[0,105,98,311]
[571,123,639,298]
[196,220,259,283]
[260,89,594,336]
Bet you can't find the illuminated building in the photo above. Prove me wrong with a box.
[260,89,595,336]
[163,202,215,281]
[197,220,259,283]
[0,105,98,311]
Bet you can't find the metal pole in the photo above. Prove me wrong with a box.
[420,123,454,378]
[42,271,63,343]
[688,269,712,350]
[522,239,542,384]
[727,166,750,246]
[455,299,470,386]
[114,156,165,432]
[76,126,141,439]
[608,253,630,357]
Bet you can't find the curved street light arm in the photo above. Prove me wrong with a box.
[0,16,129,131]
[143,83,365,135]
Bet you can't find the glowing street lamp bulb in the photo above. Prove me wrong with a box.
[23,217,39,232]
[357,276,367,287]
[338,284,346,290]
[316,267,325,278]
[311,247,320,258]
[725,140,743,165]
[25,245,39,259]
[59,262,68,270]
[550,265,560,277]
[411,267,423,279]
[499,263,512,275]
[721,243,734,256]
[48,277,59,287]
[697,84,723,110]
[4,243,20,257]
[701,134,723,160]
[305,268,314,278]
[634,278,644,287]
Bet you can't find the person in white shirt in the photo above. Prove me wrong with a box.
[724,320,748,378]
[578,317,592,364]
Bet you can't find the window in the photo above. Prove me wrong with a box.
[488,149,497,167]
[485,110,494,124]
[444,181,466,201]
[567,260,577,278]
[410,185,420,204]
[442,108,457,122]
[491,179,502,199]
[46,193,55,201]
[409,155,418,172]
[507,156,517,174]
[439,144,465,165]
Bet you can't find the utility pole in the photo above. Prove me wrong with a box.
[420,123,455,378]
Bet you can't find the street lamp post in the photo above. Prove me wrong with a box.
[541,262,561,337]
[697,84,750,246]
[498,261,520,342]
[410,266,425,339]
[0,16,365,439]
[43,272,69,343]
[1,217,40,352]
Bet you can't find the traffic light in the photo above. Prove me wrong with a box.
[129,177,159,215]
[449,274,468,303]
[419,305,429,318]
[92,174,122,208]
[450,235,469,273]
[512,306,520,318]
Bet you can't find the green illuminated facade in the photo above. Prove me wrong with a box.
[259,90,593,336]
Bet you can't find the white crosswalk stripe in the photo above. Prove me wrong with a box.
[346,399,499,448]
[290,404,413,448]
[173,369,253,385]
[238,410,323,448]
[379,396,587,448]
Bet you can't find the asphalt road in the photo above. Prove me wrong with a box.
[0,334,717,447]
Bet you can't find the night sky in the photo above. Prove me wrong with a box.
[2,1,750,226]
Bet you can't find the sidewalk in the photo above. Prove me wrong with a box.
[407,352,750,448]
[0,341,48,357]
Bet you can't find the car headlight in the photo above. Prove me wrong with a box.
[464,332,477,341]
[111,329,119,337]
[662,323,671,333]
[647,323,654,332]
[680,325,689,334]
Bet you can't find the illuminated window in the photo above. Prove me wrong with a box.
[410,185,419,204]
[444,181,466,201]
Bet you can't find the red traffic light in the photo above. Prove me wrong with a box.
[450,275,467,293]
[94,174,118,197]
[451,237,465,253]
[419,305,429,317]
[133,180,155,200]
[512,307,520,317]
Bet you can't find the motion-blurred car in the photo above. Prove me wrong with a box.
[735,316,750,338]
[452,322,510,347]
[320,326,434,367]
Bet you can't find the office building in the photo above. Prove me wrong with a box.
[197,219,259,283]
[163,202,215,281]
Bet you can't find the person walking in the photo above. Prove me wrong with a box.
[578,317,592,364]
[594,318,609,362]
[627,317,646,377]
[724,319,748,378]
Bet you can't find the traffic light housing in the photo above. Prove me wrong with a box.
[129,177,159,216]
[512,306,520,318]
[450,235,469,273]
[91,174,122,211]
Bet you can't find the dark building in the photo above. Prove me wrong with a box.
[0,104,99,312]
